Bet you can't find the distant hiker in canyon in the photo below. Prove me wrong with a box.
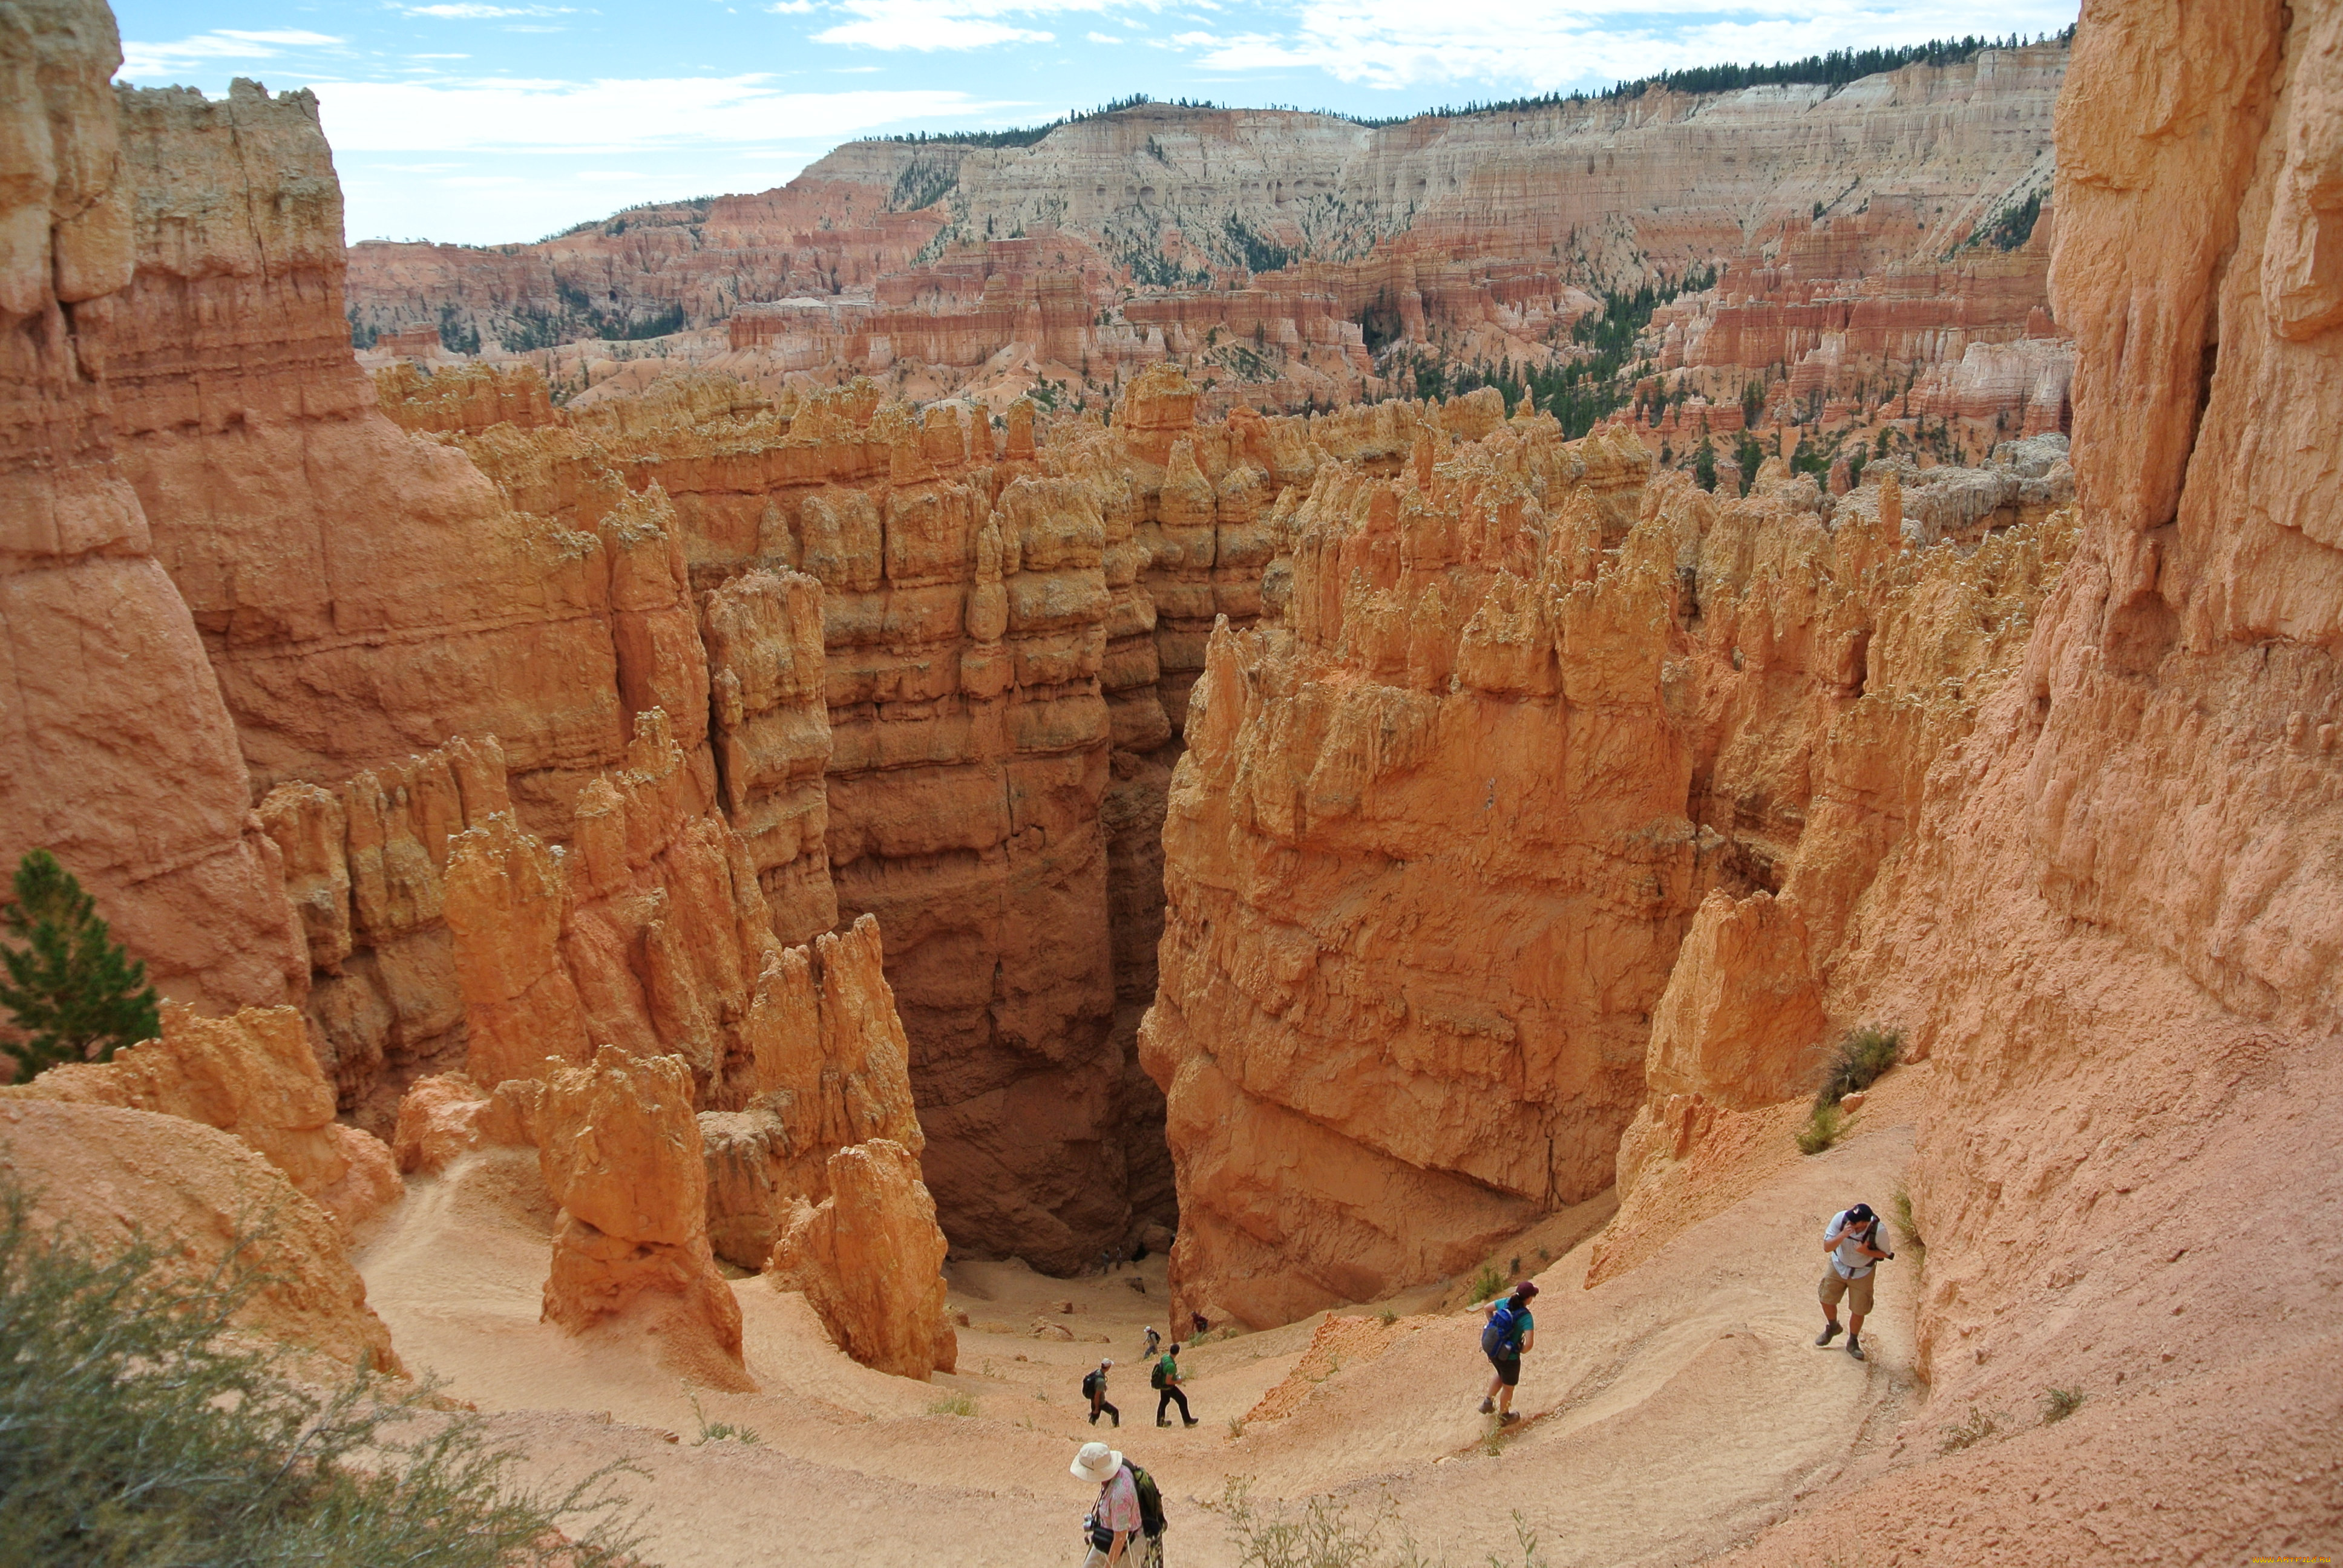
[1152,1344,1197,1426]
[1817,1202,1893,1362]
[1084,1359,1119,1427]
[1071,1440,1164,1566]
[1478,1280,1538,1422]
[1142,1325,1161,1359]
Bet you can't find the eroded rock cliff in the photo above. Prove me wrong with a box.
[0,2,303,1017]
[1141,384,2073,1323]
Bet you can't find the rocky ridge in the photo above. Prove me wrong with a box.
[346,48,2071,461]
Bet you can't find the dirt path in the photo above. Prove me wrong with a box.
[355,1077,1932,1566]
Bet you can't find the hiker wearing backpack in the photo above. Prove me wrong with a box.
[1477,1281,1538,1423]
[1142,1325,1161,1359]
[1083,1359,1119,1427]
[1070,1440,1166,1566]
[1151,1343,1198,1427]
[1817,1201,1893,1362]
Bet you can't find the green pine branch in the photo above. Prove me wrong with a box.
[0,849,161,1079]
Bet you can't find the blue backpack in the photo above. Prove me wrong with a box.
[1481,1302,1524,1357]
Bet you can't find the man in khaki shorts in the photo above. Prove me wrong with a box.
[1816,1201,1892,1361]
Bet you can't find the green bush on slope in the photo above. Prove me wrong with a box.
[0,1174,640,1566]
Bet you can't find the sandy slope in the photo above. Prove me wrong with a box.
[356,1079,1933,1566]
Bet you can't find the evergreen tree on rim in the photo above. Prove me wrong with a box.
[0,849,160,1079]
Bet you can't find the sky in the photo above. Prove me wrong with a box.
[113,1,2083,247]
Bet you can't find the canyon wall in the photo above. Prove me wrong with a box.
[104,82,640,824]
[1835,0,2340,1445]
[0,0,303,1017]
[367,362,1398,1266]
[1712,1,2343,1553]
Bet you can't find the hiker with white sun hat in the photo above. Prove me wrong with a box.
[1070,1440,1164,1566]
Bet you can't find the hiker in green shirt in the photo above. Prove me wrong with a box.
[1150,1344,1197,1427]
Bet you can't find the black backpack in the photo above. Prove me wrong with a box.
[1081,1370,1103,1400]
[1126,1463,1167,1538]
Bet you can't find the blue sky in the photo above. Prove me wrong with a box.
[113,1,2081,247]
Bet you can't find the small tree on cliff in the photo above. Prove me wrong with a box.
[0,850,160,1079]
[1692,436,1719,492]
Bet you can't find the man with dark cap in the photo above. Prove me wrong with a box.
[1817,1201,1893,1361]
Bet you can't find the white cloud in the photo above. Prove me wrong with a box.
[120,28,342,77]
[810,0,1175,50]
[816,8,1053,48]
[399,4,577,16]
[767,1,819,10]
[1087,30,1122,42]
[1160,0,2081,91]
[312,74,1008,152]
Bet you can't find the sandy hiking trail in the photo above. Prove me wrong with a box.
[355,1074,1931,1566]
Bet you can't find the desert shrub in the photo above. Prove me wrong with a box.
[1377,1305,1398,1327]
[1469,1263,1504,1303]
[928,1391,978,1417]
[690,1396,761,1445]
[2040,1387,2085,1424]
[1890,1181,1926,1260]
[1212,1478,1547,1568]
[1817,1024,1903,1108]
[0,849,161,1079]
[1937,1404,2008,1454]
[1796,1102,1845,1155]
[0,1175,637,1566]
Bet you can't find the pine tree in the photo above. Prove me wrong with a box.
[0,850,160,1079]
[1693,437,1718,492]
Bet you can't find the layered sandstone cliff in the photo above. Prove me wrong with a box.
[105,82,641,823]
[0,2,303,1017]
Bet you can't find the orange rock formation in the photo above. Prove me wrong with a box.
[765,1137,959,1380]
[1142,410,2071,1323]
[0,1097,401,1374]
[0,8,304,1016]
[5,1003,402,1232]
[537,1045,748,1386]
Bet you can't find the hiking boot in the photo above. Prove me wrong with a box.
[1156,1418,1171,1427]
[1478,1397,1495,1414]
[1183,1418,1199,1428]
[1088,1413,1099,1425]
[1498,1411,1521,1426]
[1815,1323,1843,1347]
[1846,1336,1867,1362]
